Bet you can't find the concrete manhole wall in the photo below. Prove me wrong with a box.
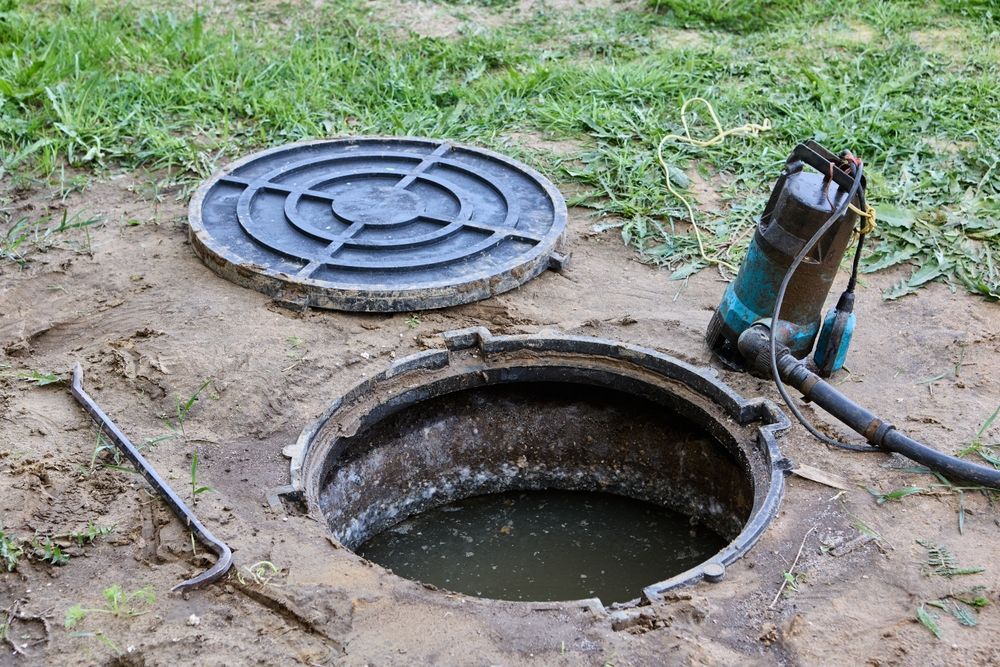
[288,328,788,603]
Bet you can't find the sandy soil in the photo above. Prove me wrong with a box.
[2,143,998,665]
[366,0,640,39]
[2,3,999,664]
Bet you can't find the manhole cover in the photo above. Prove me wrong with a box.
[188,137,568,311]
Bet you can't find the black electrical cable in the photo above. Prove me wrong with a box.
[768,161,877,452]
[845,183,867,294]
[846,234,865,293]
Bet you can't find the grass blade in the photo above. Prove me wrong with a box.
[916,605,942,639]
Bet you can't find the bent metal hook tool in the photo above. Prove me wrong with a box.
[70,363,233,592]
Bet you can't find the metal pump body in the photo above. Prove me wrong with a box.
[705,142,1000,489]
[706,141,862,367]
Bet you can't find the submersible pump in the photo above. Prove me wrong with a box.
[707,141,1000,488]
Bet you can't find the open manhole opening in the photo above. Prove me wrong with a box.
[350,382,735,603]
[289,329,786,606]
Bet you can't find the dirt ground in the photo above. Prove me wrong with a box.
[1,2,999,660]
[1,143,998,665]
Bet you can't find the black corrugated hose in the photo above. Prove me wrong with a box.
[739,325,1000,489]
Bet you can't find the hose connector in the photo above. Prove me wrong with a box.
[737,324,806,385]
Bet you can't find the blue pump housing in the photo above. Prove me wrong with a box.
[713,242,821,359]
[813,292,856,376]
[706,141,862,368]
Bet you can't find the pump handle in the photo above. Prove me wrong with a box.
[760,141,866,231]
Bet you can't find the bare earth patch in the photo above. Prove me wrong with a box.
[2,158,999,664]
[910,27,993,63]
[368,0,640,38]
[651,27,706,50]
[685,168,729,213]
[504,130,588,156]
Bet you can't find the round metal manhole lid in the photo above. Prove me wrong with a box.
[188,137,568,311]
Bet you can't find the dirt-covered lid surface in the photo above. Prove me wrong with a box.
[189,137,566,312]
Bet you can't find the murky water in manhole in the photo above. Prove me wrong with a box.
[356,490,727,603]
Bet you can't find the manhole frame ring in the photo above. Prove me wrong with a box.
[283,328,789,611]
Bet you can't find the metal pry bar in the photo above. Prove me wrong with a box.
[70,363,233,592]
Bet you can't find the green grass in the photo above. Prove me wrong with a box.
[0,525,23,572]
[1,209,102,264]
[65,584,156,629]
[0,0,997,297]
[957,405,1000,468]
[0,521,114,571]
[918,581,990,639]
[65,583,156,656]
[917,539,986,577]
[916,603,943,639]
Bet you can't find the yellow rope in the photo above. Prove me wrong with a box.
[656,97,772,273]
[848,202,877,236]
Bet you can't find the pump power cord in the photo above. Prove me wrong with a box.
[769,160,874,452]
